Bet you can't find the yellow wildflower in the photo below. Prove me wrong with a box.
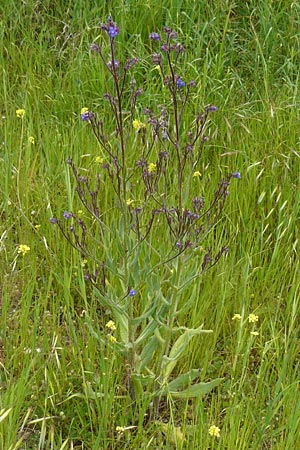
[116,426,124,434]
[232,314,242,321]
[148,162,157,173]
[132,119,146,131]
[250,331,259,336]
[18,244,30,256]
[28,136,35,144]
[108,335,117,343]
[34,224,41,230]
[126,198,134,206]
[248,313,259,323]
[193,171,202,178]
[106,320,116,331]
[81,107,89,115]
[16,109,25,118]
[208,425,221,438]
[95,156,103,164]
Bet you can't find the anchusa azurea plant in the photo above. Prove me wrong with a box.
[50,17,240,417]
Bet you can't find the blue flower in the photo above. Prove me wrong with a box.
[129,289,137,297]
[108,26,119,38]
[63,211,72,220]
[149,32,160,41]
[81,112,90,121]
[232,172,241,179]
[49,217,58,224]
[207,105,218,112]
[176,78,185,88]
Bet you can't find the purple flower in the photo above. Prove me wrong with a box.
[149,32,160,41]
[107,59,120,70]
[188,80,197,88]
[100,17,119,39]
[232,172,241,179]
[89,43,101,53]
[176,78,185,88]
[81,112,90,121]
[108,25,119,38]
[152,53,161,64]
[129,289,137,297]
[49,217,58,224]
[63,211,72,220]
[206,105,218,112]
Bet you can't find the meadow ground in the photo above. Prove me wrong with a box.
[1,1,300,449]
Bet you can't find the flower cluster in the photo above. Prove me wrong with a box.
[248,313,259,323]
[106,320,117,343]
[208,425,221,438]
[16,109,25,118]
[132,119,146,131]
[106,320,116,331]
[100,16,119,40]
[18,244,30,256]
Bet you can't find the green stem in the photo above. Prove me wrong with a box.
[153,257,182,415]
[164,257,182,363]
[110,38,135,397]
[16,119,24,210]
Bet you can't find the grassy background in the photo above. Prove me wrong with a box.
[1,1,300,448]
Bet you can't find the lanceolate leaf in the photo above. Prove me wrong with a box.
[162,325,213,380]
[158,378,223,399]
[139,334,162,371]
[161,368,202,393]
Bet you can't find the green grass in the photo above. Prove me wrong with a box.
[1,1,300,449]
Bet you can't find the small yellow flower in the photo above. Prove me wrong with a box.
[126,198,134,206]
[116,426,124,434]
[248,313,259,323]
[77,210,84,217]
[106,320,116,331]
[193,171,202,178]
[132,119,146,131]
[148,162,157,173]
[232,314,242,321]
[208,425,221,438]
[95,156,103,164]
[108,335,117,343]
[34,224,41,230]
[18,244,30,256]
[16,109,25,118]
[155,65,162,74]
[81,107,89,115]
[250,331,259,336]
[28,136,35,144]
[81,259,88,268]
